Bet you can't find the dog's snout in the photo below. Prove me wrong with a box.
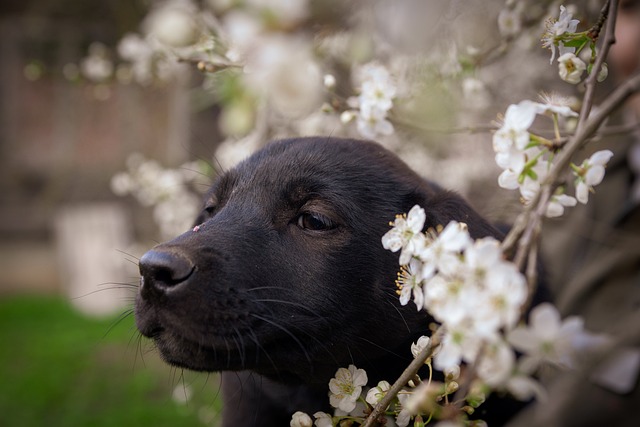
[139,249,195,295]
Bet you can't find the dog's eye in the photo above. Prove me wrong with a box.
[297,212,335,231]
[202,197,218,217]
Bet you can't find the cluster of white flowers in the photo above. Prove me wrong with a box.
[542,5,609,85]
[291,222,603,426]
[341,62,398,140]
[382,206,527,382]
[573,150,614,204]
[362,206,602,425]
[110,153,207,239]
[492,97,613,217]
[73,0,208,88]
[290,365,367,427]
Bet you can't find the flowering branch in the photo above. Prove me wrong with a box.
[362,326,444,427]
[502,70,640,313]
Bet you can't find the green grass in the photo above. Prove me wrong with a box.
[0,295,222,427]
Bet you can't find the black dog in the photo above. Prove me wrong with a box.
[135,137,524,426]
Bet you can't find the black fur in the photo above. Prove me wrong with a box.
[135,137,526,426]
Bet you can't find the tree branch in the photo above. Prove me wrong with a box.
[577,0,618,132]
[362,326,445,427]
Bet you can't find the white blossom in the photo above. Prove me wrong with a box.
[290,411,313,427]
[146,2,200,48]
[546,193,577,218]
[349,62,397,139]
[365,380,390,405]
[382,205,426,265]
[410,336,432,359]
[323,74,336,89]
[339,110,357,124]
[462,77,491,109]
[110,172,134,196]
[496,147,527,190]
[479,262,528,331]
[498,7,523,38]
[433,325,481,372]
[574,150,614,204]
[507,303,590,369]
[328,365,368,413]
[312,412,333,427]
[542,5,580,63]
[244,36,323,118]
[418,221,470,277]
[423,274,469,328]
[536,92,579,117]
[558,52,586,84]
[111,154,206,239]
[505,372,547,402]
[395,392,412,427]
[356,104,394,139]
[80,43,114,82]
[223,10,263,52]
[117,33,155,85]
[397,259,426,310]
[463,237,503,283]
[518,157,550,203]
[476,339,515,387]
[493,100,538,152]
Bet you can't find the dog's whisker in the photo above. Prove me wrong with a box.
[244,286,299,293]
[383,294,411,334]
[252,298,321,318]
[102,308,135,339]
[356,336,407,360]
[250,313,312,367]
[247,328,279,376]
[116,248,141,262]
[230,329,246,368]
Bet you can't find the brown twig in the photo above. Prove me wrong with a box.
[577,0,618,132]
[450,343,485,412]
[362,326,445,427]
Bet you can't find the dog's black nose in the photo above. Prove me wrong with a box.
[139,249,195,295]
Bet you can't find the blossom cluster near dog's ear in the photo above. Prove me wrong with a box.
[291,208,606,427]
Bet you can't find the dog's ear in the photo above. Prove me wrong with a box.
[409,188,503,240]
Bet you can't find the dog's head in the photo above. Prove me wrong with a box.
[135,137,499,385]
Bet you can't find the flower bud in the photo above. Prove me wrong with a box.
[445,381,459,394]
[290,411,313,427]
[323,74,336,89]
[597,63,608,82]
[340,110,357,124]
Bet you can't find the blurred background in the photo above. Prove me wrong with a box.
[1,0,636,426]
[0,0,223,425]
